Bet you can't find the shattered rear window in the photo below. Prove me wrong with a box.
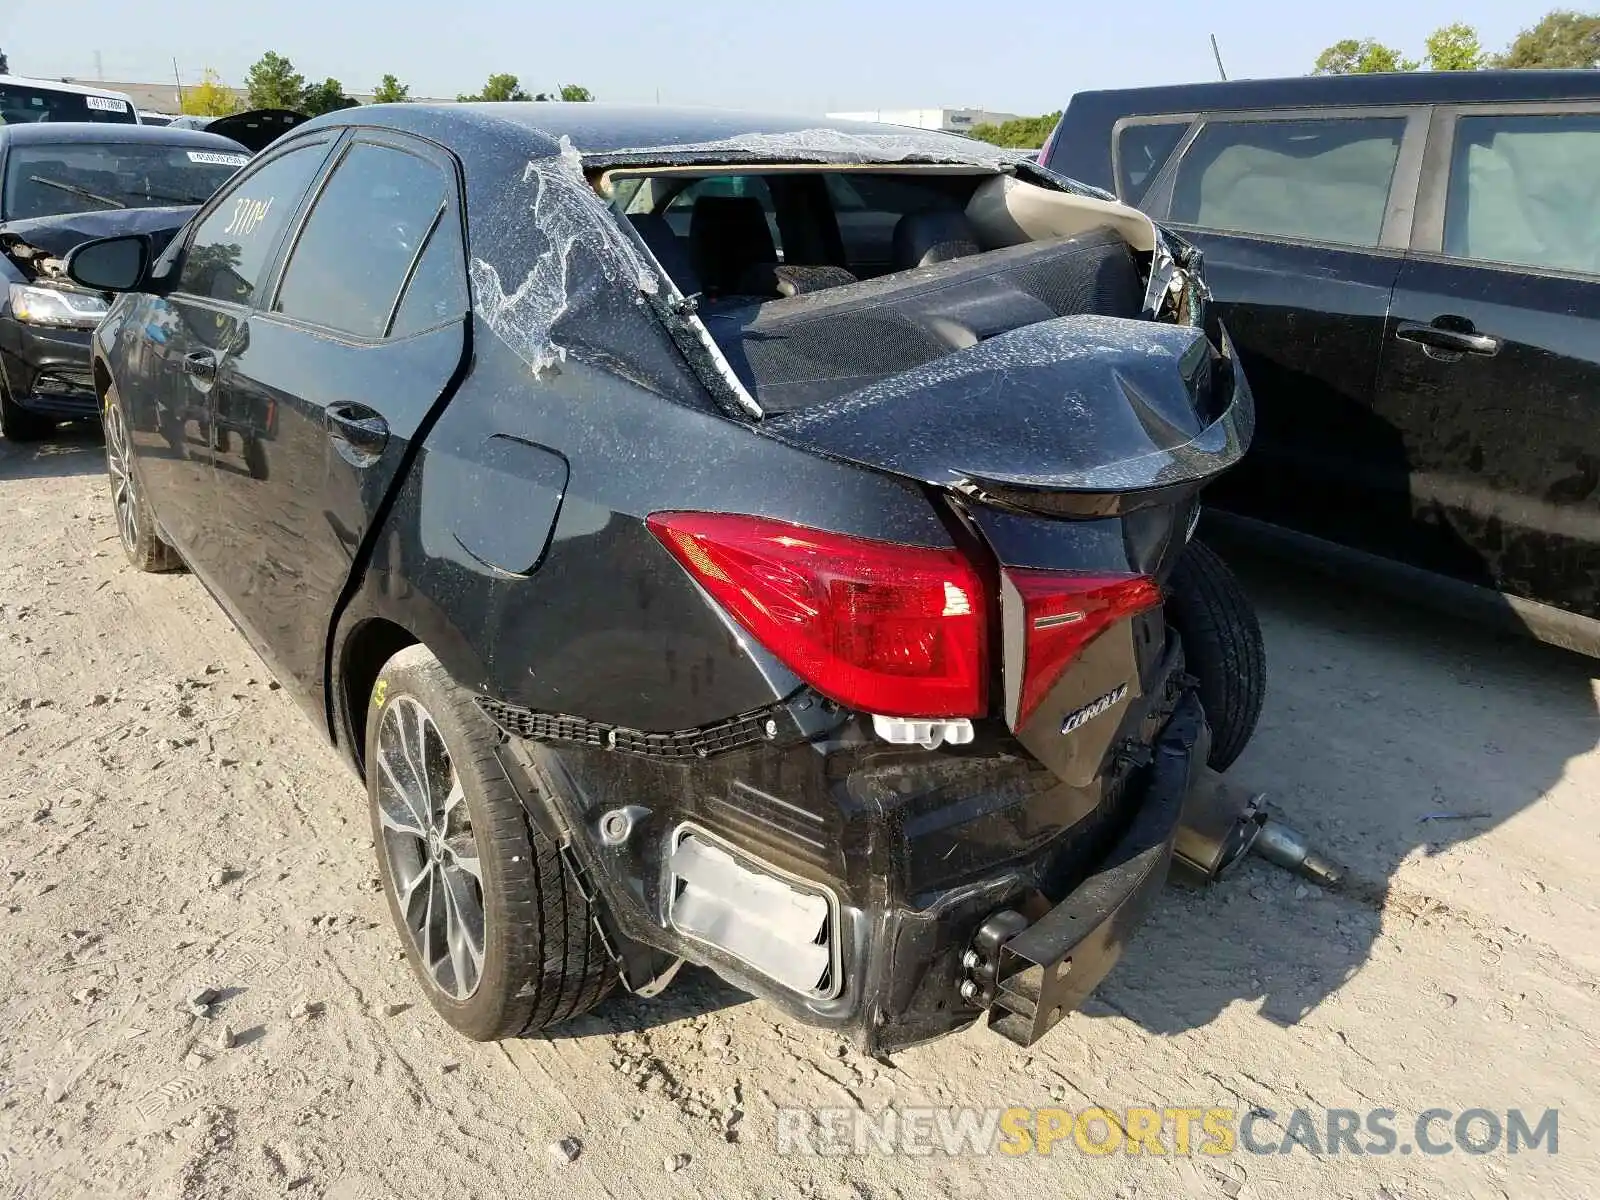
[584,127,1026,171]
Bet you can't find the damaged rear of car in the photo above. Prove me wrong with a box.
[552,128,1258,1051]
[81,106,1258,1054]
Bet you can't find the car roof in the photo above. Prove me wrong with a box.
[297,102,1010,165]
[0,122,248,152]
[1068,69,1600,117]
[0,73,136,102]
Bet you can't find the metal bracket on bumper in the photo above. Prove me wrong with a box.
[983,692,1206,1047]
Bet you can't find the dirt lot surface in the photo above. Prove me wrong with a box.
[2,430,1597,1200]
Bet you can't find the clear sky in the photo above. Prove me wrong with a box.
[0,1,1556,114]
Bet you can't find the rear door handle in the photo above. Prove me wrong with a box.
[182,350,218,380]
[1395,321,1501,357]
[325,402,389,459]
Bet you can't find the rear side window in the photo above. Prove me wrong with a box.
[1169,117,1406,247]
[388,212,469,338]
[1115,121,1188,204]
[1445,113,1600,277]
[177,142,330,305]
[274,142,447,338]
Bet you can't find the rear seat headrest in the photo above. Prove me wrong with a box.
[891,210,982,271]
[627,212,700,296]
[689,196,777,295]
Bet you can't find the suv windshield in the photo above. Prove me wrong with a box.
[0,82,137,125]
[1,142,248,220]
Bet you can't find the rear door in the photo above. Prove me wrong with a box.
[1373,103,1600,618]
[126,137,334,567]
[206,132,469,719]
[1141,107,1428,547]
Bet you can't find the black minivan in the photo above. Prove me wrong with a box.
[1045,71,1600,657]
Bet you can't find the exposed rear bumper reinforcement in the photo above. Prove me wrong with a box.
[982,690,1205,1047]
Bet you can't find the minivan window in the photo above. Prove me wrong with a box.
[274,143,447,338]
[1445,113,1600,277]
[1169,116,1406,247]
[177,142,330,306]
[1115,121,1188,204]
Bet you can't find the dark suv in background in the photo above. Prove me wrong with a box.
[1045,71,1600,657]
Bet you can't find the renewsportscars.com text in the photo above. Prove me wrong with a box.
[774,1106,1560,1158]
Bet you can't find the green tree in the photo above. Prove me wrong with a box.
[181,69,240,117]
[372,73,411,104]
[299,77,356,116]
[535,84,595,101]
[0,48,10,75]
[458,73,531,102]
[1425,22,1487,70]
[244,51,306,110]
[969,112,1062,150]
[1313,38,1419,74]
[1496,9,1600,68]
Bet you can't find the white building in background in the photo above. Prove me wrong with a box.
[826,107,1023,133]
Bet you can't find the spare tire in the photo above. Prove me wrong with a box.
[1165,539,1265,771]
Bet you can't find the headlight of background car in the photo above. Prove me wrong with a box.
[7,283,111,329]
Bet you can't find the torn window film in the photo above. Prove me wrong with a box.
[469,137,663,376]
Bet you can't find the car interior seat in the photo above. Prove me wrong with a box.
[627,212,701,295]
[890,210,982,271]
[689,196,777,295]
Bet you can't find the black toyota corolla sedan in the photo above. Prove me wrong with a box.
[0,122,250,439]
[69,103,1262,1053]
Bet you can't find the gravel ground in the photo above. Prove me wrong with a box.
[2,429,1597,1200]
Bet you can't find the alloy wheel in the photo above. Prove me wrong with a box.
[375,695,486,1000]
[103,402,139,555]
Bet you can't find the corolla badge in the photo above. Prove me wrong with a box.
[1061,684,1129,735]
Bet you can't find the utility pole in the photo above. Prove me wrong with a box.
[1210,33,1229,81]
[172,58,185,110]
[94,50,104,80]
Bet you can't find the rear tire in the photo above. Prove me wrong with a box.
[366,645,615,1040]
[103,387,182,572]
[1166,539,1265,771]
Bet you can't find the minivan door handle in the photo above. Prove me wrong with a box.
[325,402,389,461]
[182,350,218,380]
[1395,320,1501,358]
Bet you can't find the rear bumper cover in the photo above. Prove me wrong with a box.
[493,662,1208,1054]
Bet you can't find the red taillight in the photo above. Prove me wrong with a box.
[1009,571,1162,729]
[647,513,987,718]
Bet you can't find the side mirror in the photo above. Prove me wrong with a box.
[65,235,150,293]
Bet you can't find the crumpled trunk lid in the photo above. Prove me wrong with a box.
[760,312,1252,503]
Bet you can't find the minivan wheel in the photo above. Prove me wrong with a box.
[103,388,182,573]
[1165,539,1265,771]
[366,645,615,1040]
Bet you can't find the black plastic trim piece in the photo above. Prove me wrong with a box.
[475,695,794,760]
